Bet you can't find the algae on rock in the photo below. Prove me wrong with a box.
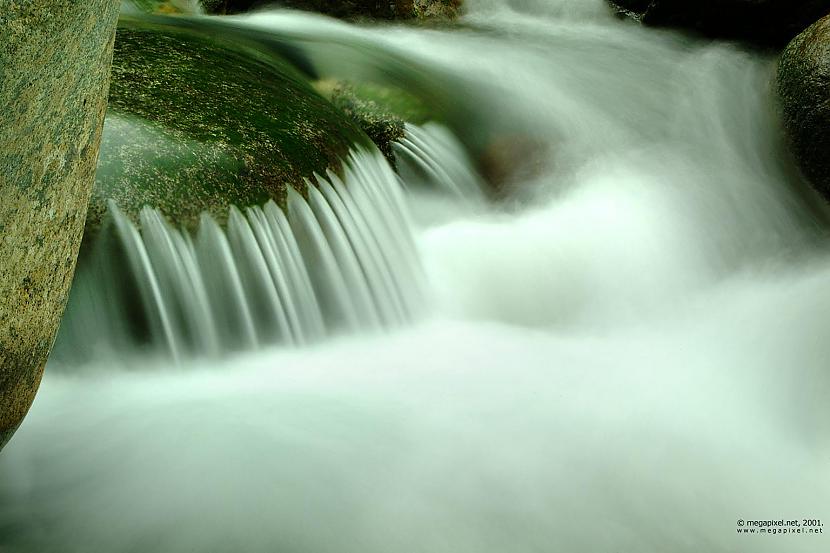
[90,20,367,233]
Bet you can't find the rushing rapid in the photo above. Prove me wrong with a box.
[1,2,829,552]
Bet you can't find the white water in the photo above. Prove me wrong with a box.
[55,148,423,361]
[2,2,830,552]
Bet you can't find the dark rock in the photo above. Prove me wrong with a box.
[0,0,120,450]
[199,0,269,13]
[202,0,409,17]
[610,0,830,48]
[478,134,547,196]
[89,20,367,234]
[201,0,462,20]
[778,14,830,201]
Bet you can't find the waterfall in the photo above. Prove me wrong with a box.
[57,147,425,361]
[5,4,830,553]
[395,123,485,201]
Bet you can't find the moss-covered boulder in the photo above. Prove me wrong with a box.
[90,19,367,233]
[778,14,830,202]
[609,0,830,48]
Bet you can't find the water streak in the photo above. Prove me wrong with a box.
[59,147,424,361]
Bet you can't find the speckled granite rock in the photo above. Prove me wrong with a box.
[778,14,830,201]
[0,0,120,450]
[88,20,366,233]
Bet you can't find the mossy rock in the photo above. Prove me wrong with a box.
[778,14,830,202]
[123,0,203,14]
[318,80,433,123]
[412,0,462,19]
[89,19,367,234]
[320,82,408,166]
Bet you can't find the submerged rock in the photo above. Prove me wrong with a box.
[609,0,830,48]
[0,0,120,450]
[90,20,367,233]
[778,14,830,201]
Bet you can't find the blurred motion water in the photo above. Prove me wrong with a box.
[2,1,829,552]
[56,148,424,361]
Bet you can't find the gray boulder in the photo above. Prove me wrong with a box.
[0,0,120,450]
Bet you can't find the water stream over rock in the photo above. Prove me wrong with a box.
[1,2,829,552]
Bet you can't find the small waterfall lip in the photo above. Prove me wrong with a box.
[394,123,486,203]
[74,145,432,362]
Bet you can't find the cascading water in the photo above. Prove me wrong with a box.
[2,2,829,553]
[395,123,485,202]
[55,148,424,362]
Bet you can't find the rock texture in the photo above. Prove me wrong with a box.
[88,20,365,233]
[610,0,830,48]
[778,14,830,200]
[329,83,406,165]
[0,0,120,449]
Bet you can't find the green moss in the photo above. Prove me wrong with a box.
[333,81,433,124]
[313,79,439,165]
[325,83,404,165]
[90,20,367,232]
[126,0,185,14]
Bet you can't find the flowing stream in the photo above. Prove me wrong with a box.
[2,1,830,551]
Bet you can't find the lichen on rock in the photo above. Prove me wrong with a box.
[0,0,120,450]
